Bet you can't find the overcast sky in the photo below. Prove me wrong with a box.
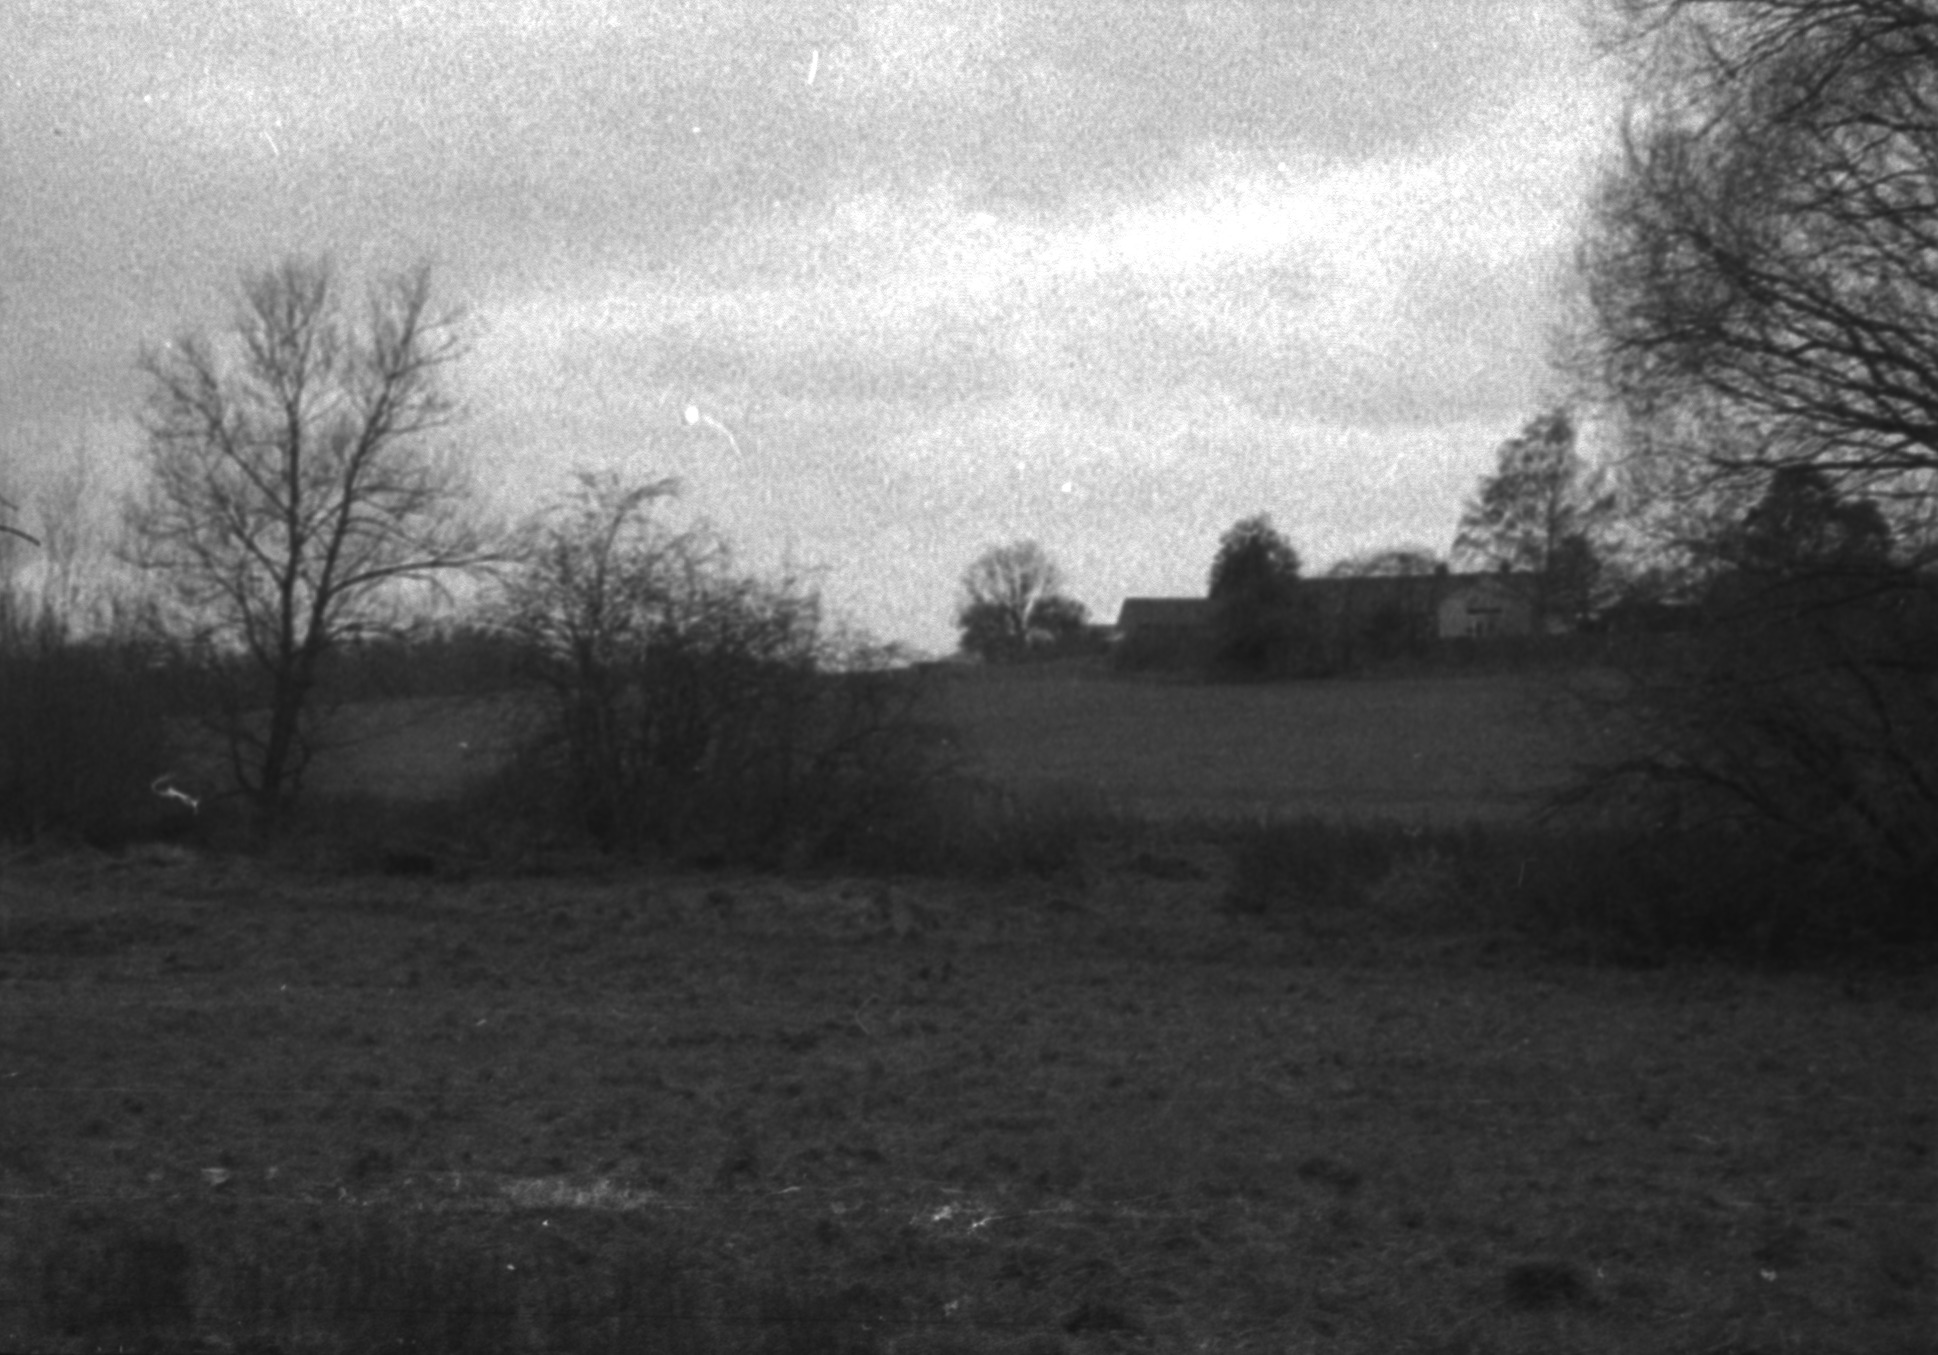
[2,0,1623,654]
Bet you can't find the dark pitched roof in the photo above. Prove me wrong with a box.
[1117,574,1540,633]
[1440,575,1535,605]
[1116,597,1215,630]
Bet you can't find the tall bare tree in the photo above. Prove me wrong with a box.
[20,435,116,631]
[127,257,492,821]
[1567,1,1938,926]
[1455,409,1617,629]
[495,471,939,861]
[0,493,36,645]
[1582,0,1938,521]
[955,540,1083,661]
[0,493,37,547]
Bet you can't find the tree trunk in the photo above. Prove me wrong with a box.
[254,659,315,828]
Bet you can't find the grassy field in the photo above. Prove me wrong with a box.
[193,695,525,806]
[0,850,1931,1354]
[932,667,1587,823]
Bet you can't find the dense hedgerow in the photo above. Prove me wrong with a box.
[1221,814,1934,963]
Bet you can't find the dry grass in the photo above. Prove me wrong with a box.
[201,694,527,805]
[0,848,1931,1354]
[933,666,1587,823]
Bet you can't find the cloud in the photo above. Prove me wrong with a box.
[481,54,1604,454]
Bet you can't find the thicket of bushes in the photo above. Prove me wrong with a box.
[1221,815,1934,965]
[467,472,968,871]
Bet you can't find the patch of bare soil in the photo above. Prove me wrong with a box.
[0,847,1931,1354]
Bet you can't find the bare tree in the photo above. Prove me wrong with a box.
[1582,0,1938,517]
[955,540,1080,661]
[1566,2,1938,930]
[126,257,493,822]
[20,434,117,631]
[0,493,37,548]
[2,290,41,550]
[0,492,35,647]
[1577,0,1938,595]
[1455,409,1618,629]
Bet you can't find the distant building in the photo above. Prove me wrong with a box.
[1114,597,1216,637]
[1304,573,1451,643]
[1114,572,1540,667]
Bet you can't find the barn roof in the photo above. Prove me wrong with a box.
[1302,573,1447,616]
[1116,574,1539,633]
[1116,597,1214,630]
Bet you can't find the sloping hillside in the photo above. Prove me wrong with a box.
[935,666,1587,822]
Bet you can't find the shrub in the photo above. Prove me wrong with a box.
[1217,815,1932,962]
[845,776,1131,879]
[485,473,957,869]
[1222,817,1408,921]
[1558,558,1938,949]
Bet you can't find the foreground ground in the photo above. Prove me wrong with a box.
[1,844,1931,1354]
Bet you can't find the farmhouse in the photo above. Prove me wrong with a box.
[1114,571,1539,664]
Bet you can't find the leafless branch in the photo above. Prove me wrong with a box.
[125,256,502,820]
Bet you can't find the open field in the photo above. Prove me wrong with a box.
[1,849,1932,1354]
[932,668,1587,823]
[284,667,1591,826]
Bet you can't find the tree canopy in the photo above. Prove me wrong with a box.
[1454,410,1615,628]
[1565,1,1938,910]
[1728,466,1894,578]
[1206,515,1309,676]
[955,540,1087,661]
[1581,0,1938,528]
[1326,547,1443,578]
[1208,515,1300,604]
